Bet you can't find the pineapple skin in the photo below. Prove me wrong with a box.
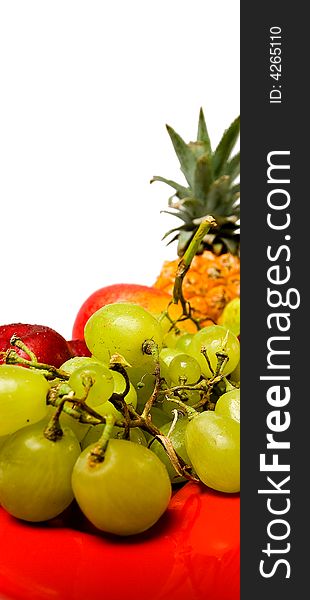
[153,251,240,325]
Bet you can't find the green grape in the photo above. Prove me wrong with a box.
[72,438,172,536]
[0,435,9,450]
[218,297,240,336]
[59,409,91,442]
[112,370,137,405]
[229,360,240,385]
[94,398,130,422]
[159,347,183,384]
[149,406,171,428]
[128,366,156,407]
[162,329,186,349]
[81,424,147,450]
[94,369,137,421]
[142,406,172,443]
[161,389,201,417]
[60,356,101,376]
[156,306,189,337]
[150,417,191,483]
[109,426,147,446]
[175,333,194,352]
[183,389,202,406]
[215,388,240,422]
[68,362,114,408]
[187,325,240,378]
[0,422,81,521]
[168,353,201,385]
[185,411,240,493]
[84,302,163,369]
[0,365,49,436]
[38,403,91,445]
[129,349,178,410]
[156,311,176,336]
[80,424,104,448]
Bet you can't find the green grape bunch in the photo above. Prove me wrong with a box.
[0,298,240,537]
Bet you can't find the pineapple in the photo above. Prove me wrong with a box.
[152,108,240,325]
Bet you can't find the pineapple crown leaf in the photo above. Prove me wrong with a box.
[160,208,193,225]
[150,175,189,200]
[152,109,240,256]
[215,236,240,256]
[176,230,197,255]
[225,152,240,181]
[193,153,214,201]
[161,222,193,242]
[204,176,235,215]
[212,116,240,177]
[197,107,212,152]
[231,183,240,198]
[165,124,197,188]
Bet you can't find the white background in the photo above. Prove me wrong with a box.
[0,0,240,341]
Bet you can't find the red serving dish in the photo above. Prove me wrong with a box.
[0,482,240,600]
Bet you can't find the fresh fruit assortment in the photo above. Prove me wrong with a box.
[0,291,240,532]
[0,111,240,599]
[0,292,240,597]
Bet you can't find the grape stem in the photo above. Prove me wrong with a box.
[201,336,230,378]
[4,349,70,380]
[214,351,229,376]
[44,397,69,442]
[170,216,217,329]
[47,381,127,429]
[214,329,230,376]
[141,339,161,421]
[108,356,134,438]
[9,335,38,362]
[150,432,199,482]
[166,409,179,438]
[163,395,199,420]
[161,368,226,412]
[89,414,116,465]
[200,346,214,375]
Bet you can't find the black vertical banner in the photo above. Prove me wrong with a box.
[241,1,308,598]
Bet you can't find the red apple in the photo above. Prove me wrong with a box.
[0,323,73,368]
[72,283,196,340]
[67,339,91,357]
